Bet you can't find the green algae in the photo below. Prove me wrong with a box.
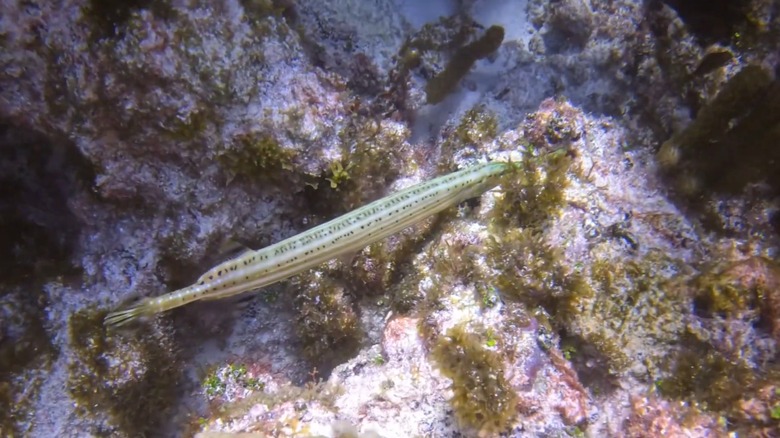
[431,323,517,434]
[372,353,386,366]
[67,307,181,436]
[203,372,227,398]
[199,356,344,427]
[325,160,355,190]
[202,362,265,399]
[771,404,780,420]
[568,425,586,438]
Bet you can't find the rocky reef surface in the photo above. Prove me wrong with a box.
[1,0,779,436]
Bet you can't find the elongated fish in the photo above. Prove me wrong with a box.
[104,161,515,327]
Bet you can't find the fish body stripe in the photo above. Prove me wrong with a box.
[105,161,514,326]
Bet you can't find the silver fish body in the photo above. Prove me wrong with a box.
[104,161,514,327]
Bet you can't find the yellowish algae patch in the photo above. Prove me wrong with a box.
[490,146,573,229]
[431,323,517,434]
[219,132,298,184]
[324,160,355,190]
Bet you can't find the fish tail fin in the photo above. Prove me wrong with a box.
[104,297,158,328]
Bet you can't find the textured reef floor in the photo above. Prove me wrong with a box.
[1,0,780,436]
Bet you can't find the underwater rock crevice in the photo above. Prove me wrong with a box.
[0,122,94,283]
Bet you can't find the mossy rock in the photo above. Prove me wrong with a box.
[692,257,780,343]
[488,227,689,376]
[657,333,780,433]
[440,106,499,171]
[84,0,177,41]
[292,270,362,374]
[0,288,56,436]
[659,66,780,202]
[67,307,181,436]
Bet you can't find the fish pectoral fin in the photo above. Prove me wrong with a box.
[196,239,257,284]
[337,251,359,267]
[217,239,256,260]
